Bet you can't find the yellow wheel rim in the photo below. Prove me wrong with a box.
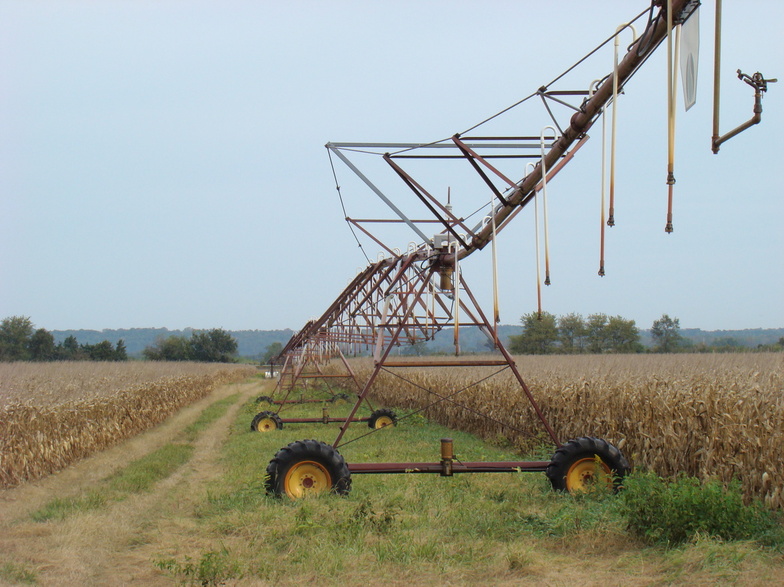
[257,418,277,432]
[283,461,332,498]
[374,416,394,429]
[565,457,612,492]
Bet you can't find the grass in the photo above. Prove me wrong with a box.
[0,562,37,585]
[29,394,239,522]
[8,376,783,585]
[155,394,784,585]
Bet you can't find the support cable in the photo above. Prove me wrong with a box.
[328,147,371,263]
[403,6,651,151]
[545,6,650,88]
[335,365,544,451]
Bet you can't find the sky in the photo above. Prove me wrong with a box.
[1,0,782,334]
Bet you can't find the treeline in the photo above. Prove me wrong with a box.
[142,329,238,363]
[509,312,694,355]
[0,316,127,362]
[508,311,643,355]
[509,312,784,355]
[0,316,239,363]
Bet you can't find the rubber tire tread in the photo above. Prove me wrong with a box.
[265,439,352,497]
[545,436,630,492]
[250,411,283,432]
[367,408,398,429]
[255,396,275,404]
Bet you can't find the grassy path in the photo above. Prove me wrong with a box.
[0,377,265,586]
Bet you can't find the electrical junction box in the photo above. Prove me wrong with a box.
[432,234,450,250]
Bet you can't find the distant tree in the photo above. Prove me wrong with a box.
[651,314,684,353]
[586,313,610,353]
[509,311,558,355]
[189,329,238,363]
[711,337,744,353]
[0,316,34,361]
[57,335,84,360]
[29,328,56,361]
[604,316,642,353]
[558,313,587,353]
[482,335,498,353]
[261,342,283,364]
[83,340,116,361]
[115,339,128,361]
[401,340,429,357]
[143,335,192,361]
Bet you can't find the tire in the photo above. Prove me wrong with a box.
[368,408,397,429]
[546,437,630,493]
[331,393,351,404]
[250,411,283,432]
[256,395,275,404]
[265,439,352,498]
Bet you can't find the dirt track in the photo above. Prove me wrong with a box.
[0,378,266,586]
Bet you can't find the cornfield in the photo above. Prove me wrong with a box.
[0,362,256,488]
[339,353,784,508]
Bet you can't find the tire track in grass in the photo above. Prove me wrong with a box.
[0,378,268,586]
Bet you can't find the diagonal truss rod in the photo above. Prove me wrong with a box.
[327,146,431,243]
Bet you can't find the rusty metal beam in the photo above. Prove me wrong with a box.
[348,461,549,474]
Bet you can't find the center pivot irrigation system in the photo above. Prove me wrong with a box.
[253,0,775,499]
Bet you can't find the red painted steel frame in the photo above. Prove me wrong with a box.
[282,417,370,424]
[265,0,704,482]
[348,461,549,475]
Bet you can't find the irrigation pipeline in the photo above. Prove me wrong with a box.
[453,0,698,265]
[274,0,701,366]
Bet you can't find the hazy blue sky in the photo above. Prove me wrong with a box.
[1,1,782,333]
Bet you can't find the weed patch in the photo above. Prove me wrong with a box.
[0,561,37,585]
[156,545,242,586]
[621,471,784,547]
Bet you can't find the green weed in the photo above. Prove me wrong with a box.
[155,545,242,586]
[183,393,238,442]
[30,490,108,522]
[0,561,37,584]
[621,471,784,546]
[107,443,193,493]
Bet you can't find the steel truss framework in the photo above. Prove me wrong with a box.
[260,0,745,486]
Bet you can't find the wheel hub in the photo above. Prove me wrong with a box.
[565,457,612,492]
[284,461,332,498]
